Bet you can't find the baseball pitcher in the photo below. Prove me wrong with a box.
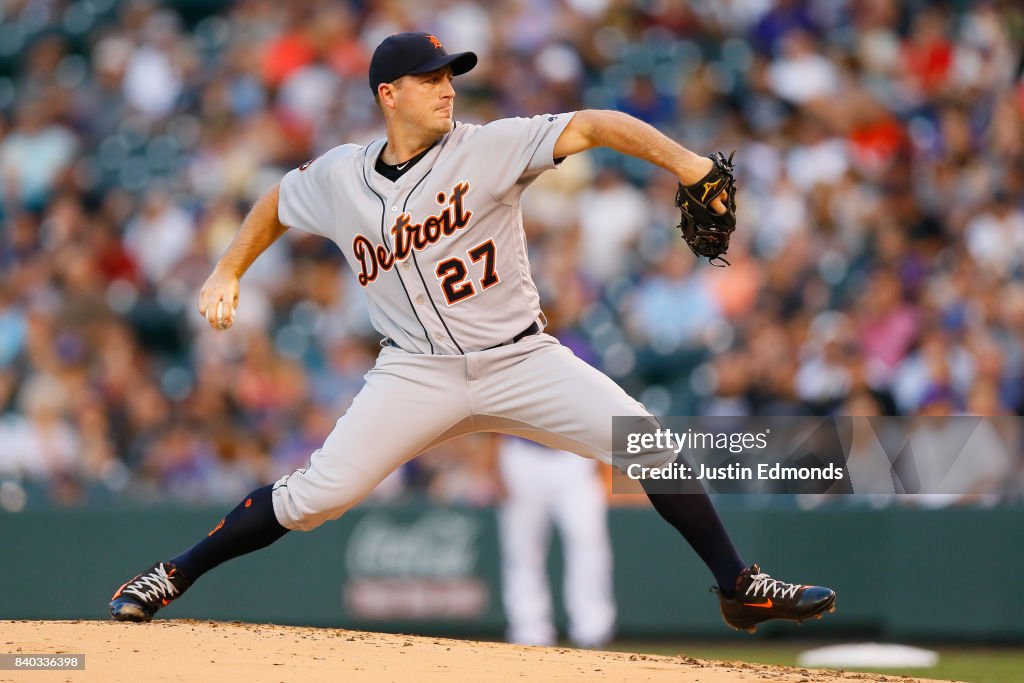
[110,32,835,634]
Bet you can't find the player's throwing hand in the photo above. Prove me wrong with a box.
[198,269,240,330]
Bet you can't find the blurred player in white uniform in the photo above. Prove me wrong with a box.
[499,437,615,648]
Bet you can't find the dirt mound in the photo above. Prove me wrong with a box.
[0,621,949,682]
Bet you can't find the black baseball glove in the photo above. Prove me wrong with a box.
[675,151,737,266]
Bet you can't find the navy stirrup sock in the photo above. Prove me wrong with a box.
[642,471,746,598]
[171,484,289,583]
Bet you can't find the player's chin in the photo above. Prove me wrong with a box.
[432,118,454,136]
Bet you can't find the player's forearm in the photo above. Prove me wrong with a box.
[566,110,710,184]
[215,184,289,279]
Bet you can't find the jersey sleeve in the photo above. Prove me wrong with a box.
[278,149,341,239]
[476,112,577,205]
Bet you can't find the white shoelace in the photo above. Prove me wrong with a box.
[122,563,180,603]
[745,571,801,601]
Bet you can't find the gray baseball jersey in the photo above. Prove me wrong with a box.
[270,113,672,532]
[278,113,575,354]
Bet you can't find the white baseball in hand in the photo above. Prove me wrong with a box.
[215,301,234,330]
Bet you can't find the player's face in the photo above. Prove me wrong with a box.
[395,66,456,136]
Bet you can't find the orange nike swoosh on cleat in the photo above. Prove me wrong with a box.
[743,598,773,608]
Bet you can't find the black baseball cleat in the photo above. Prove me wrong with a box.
[715,563,836,633]
[109,561,192,622]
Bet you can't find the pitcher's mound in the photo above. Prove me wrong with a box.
[0,620,950,682]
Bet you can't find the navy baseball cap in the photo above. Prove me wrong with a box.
[369,32,477,93]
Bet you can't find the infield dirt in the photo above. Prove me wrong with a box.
[0,620,952,682]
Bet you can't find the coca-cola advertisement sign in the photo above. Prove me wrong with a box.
[343,510,489,619]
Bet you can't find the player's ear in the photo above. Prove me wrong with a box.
[377,78,402,111]
[376,83,393,110]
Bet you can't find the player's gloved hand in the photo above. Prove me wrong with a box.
[675,151,737,267]
[198,268,240,330]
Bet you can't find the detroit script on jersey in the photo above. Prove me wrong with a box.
[352,181,472,286]
[276,112,575,354]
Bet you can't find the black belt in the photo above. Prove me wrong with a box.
[483,322,540,350]
[381,322,540,352]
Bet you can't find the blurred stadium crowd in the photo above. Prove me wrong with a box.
[1,0,1023,508]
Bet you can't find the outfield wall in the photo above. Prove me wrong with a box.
[1,503,1020,641]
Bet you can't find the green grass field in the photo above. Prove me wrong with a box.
[611,642,1024,683]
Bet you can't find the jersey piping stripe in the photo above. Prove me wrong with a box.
[361,145,435,354]
[401,133,465,354]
